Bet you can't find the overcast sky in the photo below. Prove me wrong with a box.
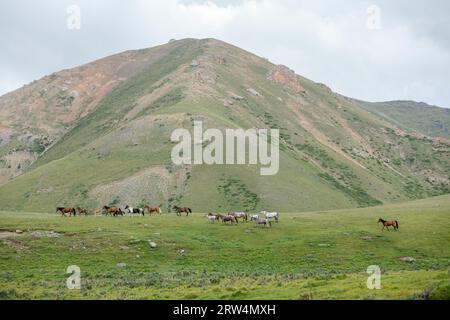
[1,0,449,107]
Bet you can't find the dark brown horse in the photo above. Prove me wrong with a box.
[76,207,88,216]
[56,207,76,217]
[221,214,238,224]
[378,218,399,231]
[103,206,123,216]
[144,205,162,215]
[173,205,192,216]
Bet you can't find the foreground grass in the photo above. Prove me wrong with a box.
[0,195,449,299]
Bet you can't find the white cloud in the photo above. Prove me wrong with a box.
[0,0,449,107]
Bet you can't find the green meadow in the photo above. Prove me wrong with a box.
[0,195,449,300]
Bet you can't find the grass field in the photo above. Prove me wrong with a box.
[0,195,449,300]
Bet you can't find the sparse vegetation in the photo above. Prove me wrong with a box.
[217,176,259,211]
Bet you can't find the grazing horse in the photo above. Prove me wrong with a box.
[144,205,162,215]
[56,207,76,217]
[262,211,279,223]
[254,216,271,228]
[207,213,220,223]
[221,214,238,224]
[250,214,259,222]
[125,205,144,216]
[76,207,88,216]
[103,206,123,216]
[173,205,192,216]
[215,213,226,221]
[92,208,102,216]
[230,212,248,222]
[378,218,399,231]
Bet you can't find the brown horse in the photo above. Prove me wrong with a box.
[144,205,162,215]
[378,218,399,231]
[221,214,238,224]
[173,205,192,216]
[103,206,123,216]
[56,207,76,217]
[92,208,102,216]
[76,207,88,216]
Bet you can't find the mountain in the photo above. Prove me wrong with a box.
[0,38,448,212]
[358,100,450,139]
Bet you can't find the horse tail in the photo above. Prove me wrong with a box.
[395,220,399,229]
[188,208,192,213]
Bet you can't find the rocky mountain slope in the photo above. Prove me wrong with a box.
[359,100,450,139]
[0,38,448,212]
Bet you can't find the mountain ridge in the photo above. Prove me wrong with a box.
[0,38,448,212]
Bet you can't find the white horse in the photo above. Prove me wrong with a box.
[261,211,279,222]
[125,205,144,217]
[206,213,220,223]
[250,214,259,222]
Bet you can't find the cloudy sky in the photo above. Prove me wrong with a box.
[1,0,449,107]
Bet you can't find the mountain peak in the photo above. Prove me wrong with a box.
[0,40,448,211]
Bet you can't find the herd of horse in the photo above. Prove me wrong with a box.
[56,205,191,217]
[206,211,279,227]
[56,205,163,217]
[56,206,398,231]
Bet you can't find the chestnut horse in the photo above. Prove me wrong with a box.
[378,218,399,231]
[56,207,76,217]
[103,206,123,216]
[173,205,192,216]
[144,205,162,215]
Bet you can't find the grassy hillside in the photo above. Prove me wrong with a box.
[0,38,448,213]
[0,195,449,299]
[359,100,450,138]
